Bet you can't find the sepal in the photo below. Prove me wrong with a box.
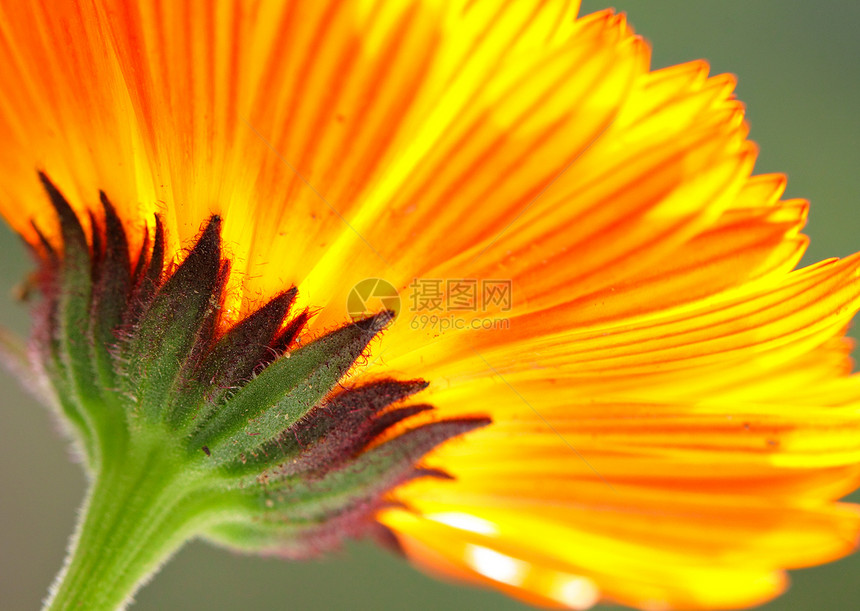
[120,215,227,422]
[166,288,298,428]
[188,310,395,463]
[203,418,488,559]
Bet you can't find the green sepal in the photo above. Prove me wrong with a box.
[187,310,394,463]
[218,379,431,481]
[203,418,489,558]
[166,288,297,429]
[88,192,132,389]
[120,216,225,423]
[124,214,165,328]
[37,174,95,388]
[35,175,107,464]
[266,418,490,518]
[39,172,94,390]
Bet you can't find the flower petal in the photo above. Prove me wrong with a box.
[378,254,860,608]
[382,503,831,610]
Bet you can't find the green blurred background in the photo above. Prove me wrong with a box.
[2,1,859,609]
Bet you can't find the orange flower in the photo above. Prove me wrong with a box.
[1,1,859,610]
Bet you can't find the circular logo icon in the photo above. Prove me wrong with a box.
[347,278,401,329]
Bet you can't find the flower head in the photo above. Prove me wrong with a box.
[1,1,860,610]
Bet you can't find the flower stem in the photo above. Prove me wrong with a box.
[44,440,217,611]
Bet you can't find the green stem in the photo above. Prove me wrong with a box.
[43,440,219,611]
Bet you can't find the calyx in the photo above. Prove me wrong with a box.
[28,173,489,557]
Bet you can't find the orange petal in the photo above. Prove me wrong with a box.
[382,506,812,610]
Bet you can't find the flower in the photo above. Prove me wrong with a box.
[1,1,860,610]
